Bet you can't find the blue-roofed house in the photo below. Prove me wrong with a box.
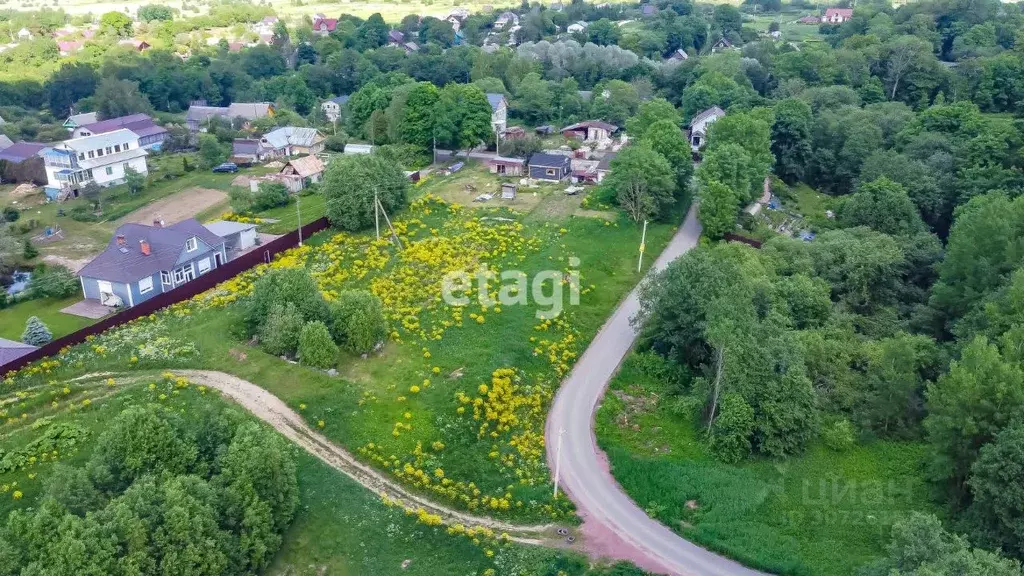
[528,153,571,181]
[77,219,227,308]
[486,93,508,134]
[321,95,350,122]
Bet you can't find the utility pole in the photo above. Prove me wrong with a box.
[553,427,565,498]
[637,219,648,272]
[374,188,381,240]
[296,194,303,246]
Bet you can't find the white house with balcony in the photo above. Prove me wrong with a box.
[43,129,148,199]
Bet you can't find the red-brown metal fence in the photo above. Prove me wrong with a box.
[1,216,331,374]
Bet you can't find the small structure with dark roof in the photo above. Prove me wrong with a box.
[0,338,37,367]
[528,152,571,182]
[63,112,98,131]
[486,93,508,133]
[186,102,275,133]
[77,218,227,308]
[596,151,617,183]
[0,142,49,184]
[488,156,525,176]
[561,120,618,142]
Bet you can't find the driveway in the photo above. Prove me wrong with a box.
[545,205,769,576]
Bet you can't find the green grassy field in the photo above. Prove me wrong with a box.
[595,353,939,576]
[3,161,686,526]
[0,372,629,576]
[0,295,99,341]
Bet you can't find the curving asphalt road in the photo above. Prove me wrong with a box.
[546,205,769,576]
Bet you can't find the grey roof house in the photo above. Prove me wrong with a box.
[259,126,325,157]
[185,102,275,132]
[528,152,571,181]
[204,220,258,256]
[77,219,227,308]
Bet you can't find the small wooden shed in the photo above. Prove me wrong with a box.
[501,183,517,199]
[278,155,325,193]
[488,156,525,177]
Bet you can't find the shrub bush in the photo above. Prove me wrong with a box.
[244,268,329,336]
[322,154,409,231]
[709,392,755,463]
[2,206,18,222]
[821,419,855,452]
[329,289,387,354]
[28,264,78,299]
[258,302,305,357]
[299,321,338,369]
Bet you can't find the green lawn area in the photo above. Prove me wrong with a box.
[0,373,619,576]
[256,191,329,234]
[0,295,99,341]
[595,354,939,576]
[746,11,825,43]
[4,164,687,525]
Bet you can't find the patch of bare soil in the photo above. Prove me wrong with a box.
[611,389,658,431]
[120,187,228,225]
[42,254,92,273]
[173,370,556,541]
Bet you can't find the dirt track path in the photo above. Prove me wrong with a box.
[173,370,556,542]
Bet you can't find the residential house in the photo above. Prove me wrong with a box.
[494,11,519,30]
[312,16,338,36]
[528,153,571,181]
[185,102,275,132]
[668,48,689,61]
[77,219,227,308]
[561,120,618,142]
[387,30,405,45]
[596,151,616,183]
[688,106,725,151]
[259,126,325,157]
[43,129,148,199]
[711,37,733,52]
[118,39,150,51]
[204,220,258,256]
[567,21,588,34]
[63,112,98,132]
[506,25,522,46]
[72,113,168,150]
[58,40,83,56]
[321,95,350,122]
[231,139,272,165]
[640,4,658,17]
[278,155,325,192]
[487,93,509,133]
[254,15,280,34]
[0,338,37,366]
[502,126,526,140]
[0,142,48,184]
[488,156,525,176]
[403,41,420,53]
[822,8,853,23]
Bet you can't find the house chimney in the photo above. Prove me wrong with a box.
[116,234,126,246]
[139,239,151,256]
[152,218,164,228]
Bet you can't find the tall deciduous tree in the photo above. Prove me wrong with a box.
[771,98,812,184]
[323,153,409,231]
[433,83,493,153]
[625,98,680,139]
[601,145,676,222]
[838,177,926,237]
[641,119,694,201]
[398,82,440,150]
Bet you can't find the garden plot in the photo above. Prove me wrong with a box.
[119,186,228,225]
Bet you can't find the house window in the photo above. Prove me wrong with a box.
[161,271,171,285]
[186,237,198,252]
[114,144,121,152]
[105,166,113,176]
[96,148,103,157]
[87,150,95,158]
[105,147,112,154]
[197,257,210,274]
[546,168,557,176]
[78,152,85,160]
[139,276,154,294]
[173,265,196,284]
